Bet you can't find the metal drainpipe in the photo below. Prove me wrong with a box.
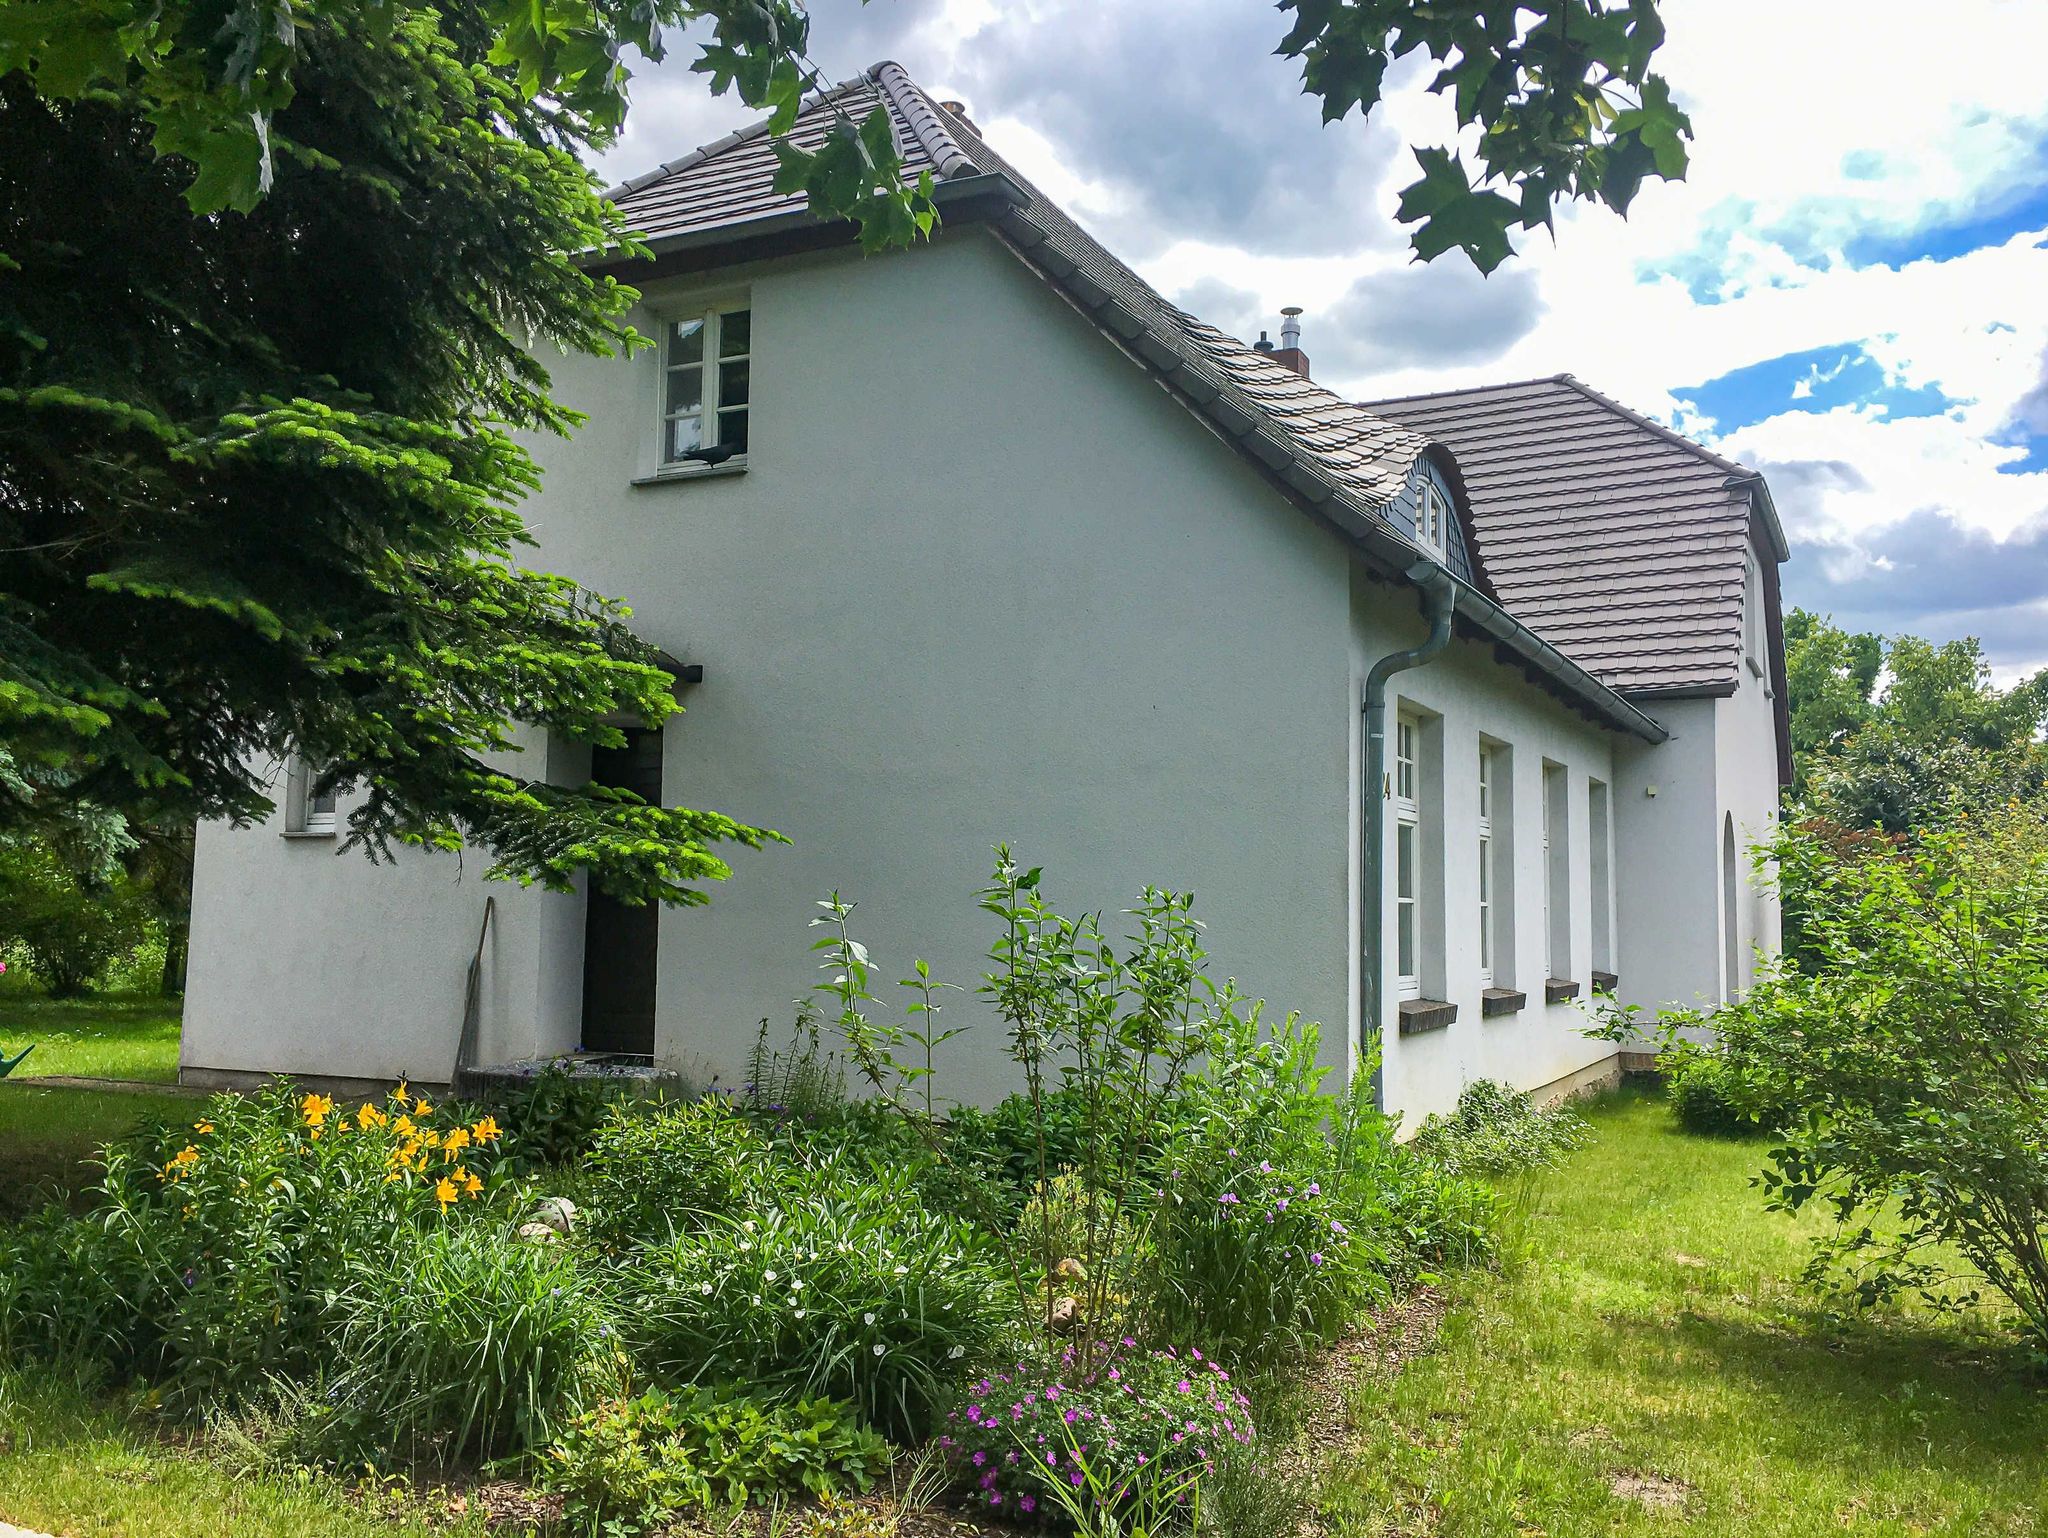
[1362,559,1458,1112]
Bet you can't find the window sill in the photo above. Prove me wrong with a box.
[1591,970,1619,994]
[1398,998,1458,1035]
[281,829,337,840]
[1545,977,1582,1004]
[632,459,749,487]
[1481,987,1527,1018]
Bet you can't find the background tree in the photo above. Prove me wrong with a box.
[1279,0,1691,270]
[0,1,942,913]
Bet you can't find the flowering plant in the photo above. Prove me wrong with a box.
[82,1081,514,1404]
[938,1342,1254,1524]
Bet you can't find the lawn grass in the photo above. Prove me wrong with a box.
[0,1372,500,1538]
[1322,1087,2048,1537]
[0,1084,177,1218]
[0,987,183,1082]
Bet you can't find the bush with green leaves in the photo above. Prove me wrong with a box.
[493,1066,636,1171]
[538,1384,889,1532]
[0,835,152,996]
[626,1163,1008,1438]
[1712,805,2048,1341]
[1407,1079,1591,1182]
[584,1097,768,1248]
[1663,1037,1778,1137]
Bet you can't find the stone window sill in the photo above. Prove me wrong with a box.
[280,829,338,840]
[1481,987,1527,1018]
[632,459,749,487]
[1591,970,1619,994]
[1545,977,1582,1004]
[1398,998,1458,1035]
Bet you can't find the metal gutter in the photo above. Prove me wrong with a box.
[1361,562,1457,1109]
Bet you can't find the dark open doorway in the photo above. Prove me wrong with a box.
[581,727,663,1057]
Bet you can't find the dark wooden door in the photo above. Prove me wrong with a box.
[581,728,663,1056]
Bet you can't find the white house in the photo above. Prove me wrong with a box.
[180,63,1789,1123]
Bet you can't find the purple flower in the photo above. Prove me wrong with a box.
[1218,1192,1239,1205]
[1311,1251,1325,1266]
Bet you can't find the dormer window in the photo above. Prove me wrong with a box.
[1416,478,1449,557]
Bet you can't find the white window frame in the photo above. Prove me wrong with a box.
[1478,745,1496,986]
[284,755,337,837]
[657,301,751,471]
[1415,478,1448,557]
[1393,715,1421,1001]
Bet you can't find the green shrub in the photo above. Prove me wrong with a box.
[1407,1079,1590,1181]
[1716,805,2048,1341]
[1665,1041,1775,1137]
[538,1384,889,1532]
[584,1097,767,1248]
[0,837,151,996]
[938,1344,1255,1523]
[627,1164,1007,1438]
[337,1222,617,1460]
[494,1066,634,1170]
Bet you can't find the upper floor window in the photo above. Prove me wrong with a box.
[1477,745,1497,986]
[1416,478,1449,556]
[1744,552,1765,676]
[284,755,337,836]
[1393,715,1421,1001]
[660,304,751,469]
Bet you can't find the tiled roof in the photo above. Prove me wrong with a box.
[1362,376,1776,695]
[601,64,1669,744]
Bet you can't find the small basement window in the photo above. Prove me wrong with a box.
[659,304,751,469]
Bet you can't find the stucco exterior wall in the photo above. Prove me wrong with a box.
[1352,573,1627,1126]
[182,724,585,1085]
[1715,590,1786,996]
[179,224,1763,1119]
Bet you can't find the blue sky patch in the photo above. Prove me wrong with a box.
[1844,178,2048,267]
[1673,345,1954,434]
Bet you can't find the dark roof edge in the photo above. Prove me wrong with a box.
[984,217,1664,744]
[1620,681,1739,701]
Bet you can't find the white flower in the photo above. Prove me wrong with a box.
[872,1344,886,1357]
[764,1270,778,1283]
[893,1265,909,1275]
[864,1312,877,1326]
[794,1308,806,1319]
[790,1279,803,1292]
[700,1282,713,1296]
[948,1345,965,1359]
[742,1220,757,1232]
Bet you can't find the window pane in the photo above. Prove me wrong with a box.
[718,357,750,407]
[1396,821,1416,899]
[667,414,703,459]
[669,318,704,364]
[310,786,337,816]
[718,308,750,358]
[665,364,702,416]
[717,407,749,456]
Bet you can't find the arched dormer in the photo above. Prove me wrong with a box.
[1392,452,1485,590]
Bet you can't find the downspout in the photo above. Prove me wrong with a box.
[1361,560,1458,1112]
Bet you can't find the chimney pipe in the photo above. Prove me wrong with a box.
[1268,306,1310,379]
[1253,330,1275,353]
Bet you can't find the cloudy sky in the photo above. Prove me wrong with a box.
[592,0,2048,680]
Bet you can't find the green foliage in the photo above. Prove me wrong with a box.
[336,1223,617,1461]
[0,835,152,996]
[538,1384,889,1532]
[626,1164,1007,1439]
[1407,1079,1591,1182]
[1276,0,1689,270]
[1147,1014,1393,1369]
[1,6,788,905]
[1719,807,2048,1341]
[939,1345,1256,1525]
[584,1097,767,1248]
[1663,1036,1779,1138]
[493,1066,634,1171]
[0,1084,516,1415]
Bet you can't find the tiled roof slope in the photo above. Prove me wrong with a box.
[602,64,1668,743]
[1362,376,1771,694]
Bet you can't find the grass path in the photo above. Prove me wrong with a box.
[1322,1089,2048,1537]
